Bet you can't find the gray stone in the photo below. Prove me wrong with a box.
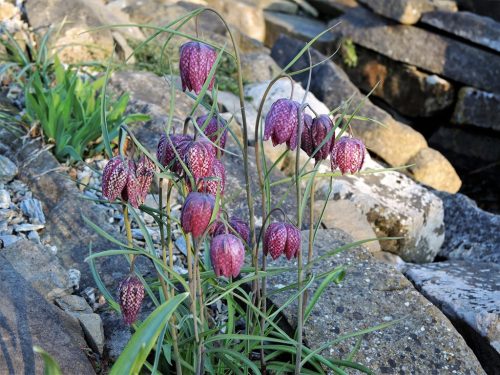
[314,199,381,253]
[0,253,95,374]
[263,11,335,53]
[268,229,486,374]
[24,0,114,64]
[331,7,500,93]
[359,0,430,24]
[0,234,20,248]
[404,261,500,374]
[435,191,500,263]
[339,44,455,117]
[421,10,500,53]
[56,295,93,314]
[0,189,10,209]
[319,158,445,263]
[68,268,81,290]
[76,313,105,355]
[270,35,461,192]
[240,51,281,83]
[0,154,17,183]
[259,0,299,13]
[14,223,45,232]
[20,198,46,224]
[27,230,40,243]
[452,87,500,131]
[307,0,358,17]
[1,239,73,301]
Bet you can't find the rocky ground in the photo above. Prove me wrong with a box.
[0,0,499,374]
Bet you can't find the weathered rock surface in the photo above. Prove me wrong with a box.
[340,44,455,117]
[435,191,500,264]
[452,87,500,132]
[331,7,500,93]
[263,10,335,53]
[358,0,430,24]
[407,147,462,193]
[25,0,115,63]
[404,261,500,374]
[421,10,500,53]
[258,0,299,13]
[0,254,95,374]
[319,158,445,263]
[240,51,281,83]
[269,229,485,374]
[307,0,358,17]
[271,35,462,193]
[0,154,18,183]
[314,199,381,253]
[1,239,73,301]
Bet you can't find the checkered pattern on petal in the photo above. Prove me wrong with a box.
[136,156,155,204]
[102,157,129,202]
[118,276,145,325]
[179,42,217,95]
[210,234,245,278]
[301,114,314,156]
[196,114,228,152]
[196,158,226,196]
[330,136,366,174]
[264,99,301,150]
[185,139,216,180]
[157,134,193,175]
[264,222,287,260]
[284,223,301,260]
[181,192,216,238]
[213,216,250,244]
[311,115,334,162]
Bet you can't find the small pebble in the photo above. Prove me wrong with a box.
[68,268,81,290]
[27,230,40,243]
[0,234,20,248]
[14,223,45,232]
[20,198,46,224]
[0,189,11,209]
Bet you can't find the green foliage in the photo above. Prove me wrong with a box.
[24,57,148,162]
[33,346,62,375]
[341,38,358,68]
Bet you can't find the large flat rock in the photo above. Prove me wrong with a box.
[452,87,500,132]
[268,229,485,374]
[331,7,500,93]
[404,261,500,374]
[358,0,430,24]
[0,254,95,374]
[435,191,500,264]
[421,10,500,53]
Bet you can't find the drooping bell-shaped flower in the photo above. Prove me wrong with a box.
[135,156,155,203]
[118,275,145,325]
[102,156,141,208]
[263,222,301,260]
[264,99,301,150]
[300,113,314,156]
[210,233,245,278]
[181,192,216,238]
[330,136,366,174]
[195,158,226,196]
[213,216,250,244]
[185,138,216,180]
[196,114,228,152]
[157,134,193,175]
[179,41,217,95]
[311,115,335,162]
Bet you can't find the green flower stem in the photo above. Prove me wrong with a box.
[186,232,199,344]
[193,239,205,375]
[123,205,136,272]
[304,175,315,311]
[159,179,182,375]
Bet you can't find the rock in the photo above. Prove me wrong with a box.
[27,230,40,243]
[435,191,500,263]
[339,44,455,117]
[217,91,258,145]
[0,1,17,20]
[0,154,18,183]
[307,0,358,17]
[263,11,335,53]
[319,158,445,263]
[0,234,19,248]
[76,313,105,355]
[407,148,462,193]
[331,7,500,93]
[14,223,45,232]
[56,295,94,314]
[421,10,500,53]
[240,51,281,83]
[0,188,10,208]
[268,229,486,374]
[0,254,95,374]
[68,268,81,290]
[314,199,381,253]
[206,0,266,42]
[452,87,500,131]
[404,261,500,374]
[259,0,299,13]
[20,198,46,224]
[1,239,73,301]
[358,0,431,24]
[455,0,500,22]
[24,0,114,64]
[371,250,406,269]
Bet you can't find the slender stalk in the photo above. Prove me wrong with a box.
[303,176,315,310]
[186,233,199,343]
[159,179,182,375]
[193,239,205,375]
[123,205,136,272]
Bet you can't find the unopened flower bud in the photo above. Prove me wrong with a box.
[181,192,216,238]
[210,233,245,278]
[330,136,366,174]
[118,276,145,325]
